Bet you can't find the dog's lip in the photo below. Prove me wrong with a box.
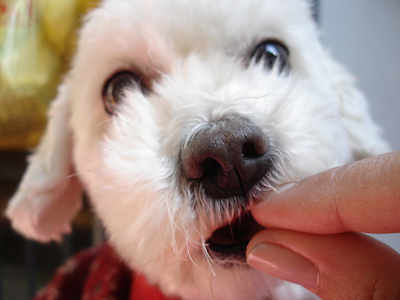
[206,212,265,255]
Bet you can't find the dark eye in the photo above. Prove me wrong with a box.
[103,71,147,115]
[251,40,290,72]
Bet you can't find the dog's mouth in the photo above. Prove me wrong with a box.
[206,212,265,263]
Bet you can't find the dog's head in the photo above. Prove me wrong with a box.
[6,0,389,299]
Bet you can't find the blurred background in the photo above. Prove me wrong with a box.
[0,0,100,299]
[0,0,399,299]
[320,0,400,253]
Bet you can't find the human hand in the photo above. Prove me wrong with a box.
[246,151,400,299]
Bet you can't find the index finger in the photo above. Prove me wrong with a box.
[252,151,400,234]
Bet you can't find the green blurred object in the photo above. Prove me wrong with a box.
[0,0,100,149]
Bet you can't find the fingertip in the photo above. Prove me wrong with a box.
[251,183,299,228]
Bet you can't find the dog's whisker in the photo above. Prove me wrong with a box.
[67,173,80,179]
[202,239,217,276]
[96,118,113,129]
[183,223,206,270]
[165,207,188,263]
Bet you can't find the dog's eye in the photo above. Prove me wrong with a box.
[251,40,290,72]
[103,71,146,115]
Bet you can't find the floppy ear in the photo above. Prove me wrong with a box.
[322,52,391,160]
[6,82,83,243]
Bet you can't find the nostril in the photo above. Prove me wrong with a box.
[201,158,221,179]
[242,142,261,158]
[242,135,269,159]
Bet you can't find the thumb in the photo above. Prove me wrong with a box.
[246,229,400,300]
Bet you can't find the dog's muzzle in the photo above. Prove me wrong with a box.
[180,118,270,262]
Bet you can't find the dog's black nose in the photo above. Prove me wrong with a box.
[181,119,270,199]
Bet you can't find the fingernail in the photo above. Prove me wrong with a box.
[254,183,296,203]
[247,243,318,289]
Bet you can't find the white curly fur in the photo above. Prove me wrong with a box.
[6,0,389,299]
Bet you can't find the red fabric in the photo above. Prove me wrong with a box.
[131,274,179,300]
[33,244,180,300]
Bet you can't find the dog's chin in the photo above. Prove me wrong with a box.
[206,211,265,266]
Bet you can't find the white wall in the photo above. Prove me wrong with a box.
[320,0,400,252]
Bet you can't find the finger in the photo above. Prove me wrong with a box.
[253,151,400,234]
[246,229,400,300]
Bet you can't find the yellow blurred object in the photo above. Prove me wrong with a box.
[43,0,77,57]
[0,0,100,150]
[1,0,60,93]
[77,0,100,16]
[0,1,7,44]
[0,83,56,149]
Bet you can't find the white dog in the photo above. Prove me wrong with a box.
[6,0,389,299]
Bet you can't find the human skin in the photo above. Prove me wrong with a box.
[247,151,400,299]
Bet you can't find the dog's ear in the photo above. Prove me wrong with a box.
[323,53,391,160]
[6,82,83,243]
